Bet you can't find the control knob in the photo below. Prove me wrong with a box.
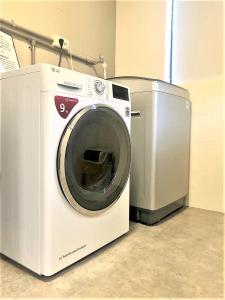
[94,80,105,95]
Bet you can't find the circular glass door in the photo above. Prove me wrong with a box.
[57,105,131,215]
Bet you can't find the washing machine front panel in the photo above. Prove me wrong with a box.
[1,64,131,276]
[57,104,131,216]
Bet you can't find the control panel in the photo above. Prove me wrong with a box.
[87,77,129,102]
[50,65,129,102]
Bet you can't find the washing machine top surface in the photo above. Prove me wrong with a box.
[109,76,190,99]
[1,64,131,103]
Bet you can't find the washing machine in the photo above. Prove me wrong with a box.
[0,64,131,276]
[110,76,191,225]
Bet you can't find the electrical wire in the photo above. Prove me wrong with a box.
[58,38,64,67]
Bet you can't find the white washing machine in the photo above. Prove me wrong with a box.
[0,64,131,276]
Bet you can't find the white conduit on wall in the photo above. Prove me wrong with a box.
[0,18,105,66]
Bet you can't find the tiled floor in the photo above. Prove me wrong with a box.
[0,207,224,298]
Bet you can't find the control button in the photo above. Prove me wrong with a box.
[94,80,105,95]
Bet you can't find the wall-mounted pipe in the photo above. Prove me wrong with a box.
[29,40,36,65]
[0,18,104,66]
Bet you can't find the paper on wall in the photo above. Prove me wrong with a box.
[0,30,19,73]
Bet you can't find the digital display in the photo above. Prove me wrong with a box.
[112,84,129,101]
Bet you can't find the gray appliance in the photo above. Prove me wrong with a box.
[110,77,191,225]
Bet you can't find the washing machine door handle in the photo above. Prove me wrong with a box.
[131,110,141,117]
[83,149,112,165]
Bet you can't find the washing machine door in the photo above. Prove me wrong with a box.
[57,104,131,215]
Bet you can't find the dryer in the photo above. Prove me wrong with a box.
[0,64,131,276]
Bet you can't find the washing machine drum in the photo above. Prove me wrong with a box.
[57,105,131,215]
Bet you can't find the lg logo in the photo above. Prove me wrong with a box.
[51,67,60,73]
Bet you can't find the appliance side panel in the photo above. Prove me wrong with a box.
[154,91,191,209]
[1,73,41,274]
[130,92,153,209]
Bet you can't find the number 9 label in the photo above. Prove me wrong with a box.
[60,103,66,113]
[55,96,79,119]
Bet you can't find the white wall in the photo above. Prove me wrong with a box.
[223,2,225,215]
[173,1,223,82]
[115,0,167,79]
[173,0,224,213]
[1,1,116,78]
